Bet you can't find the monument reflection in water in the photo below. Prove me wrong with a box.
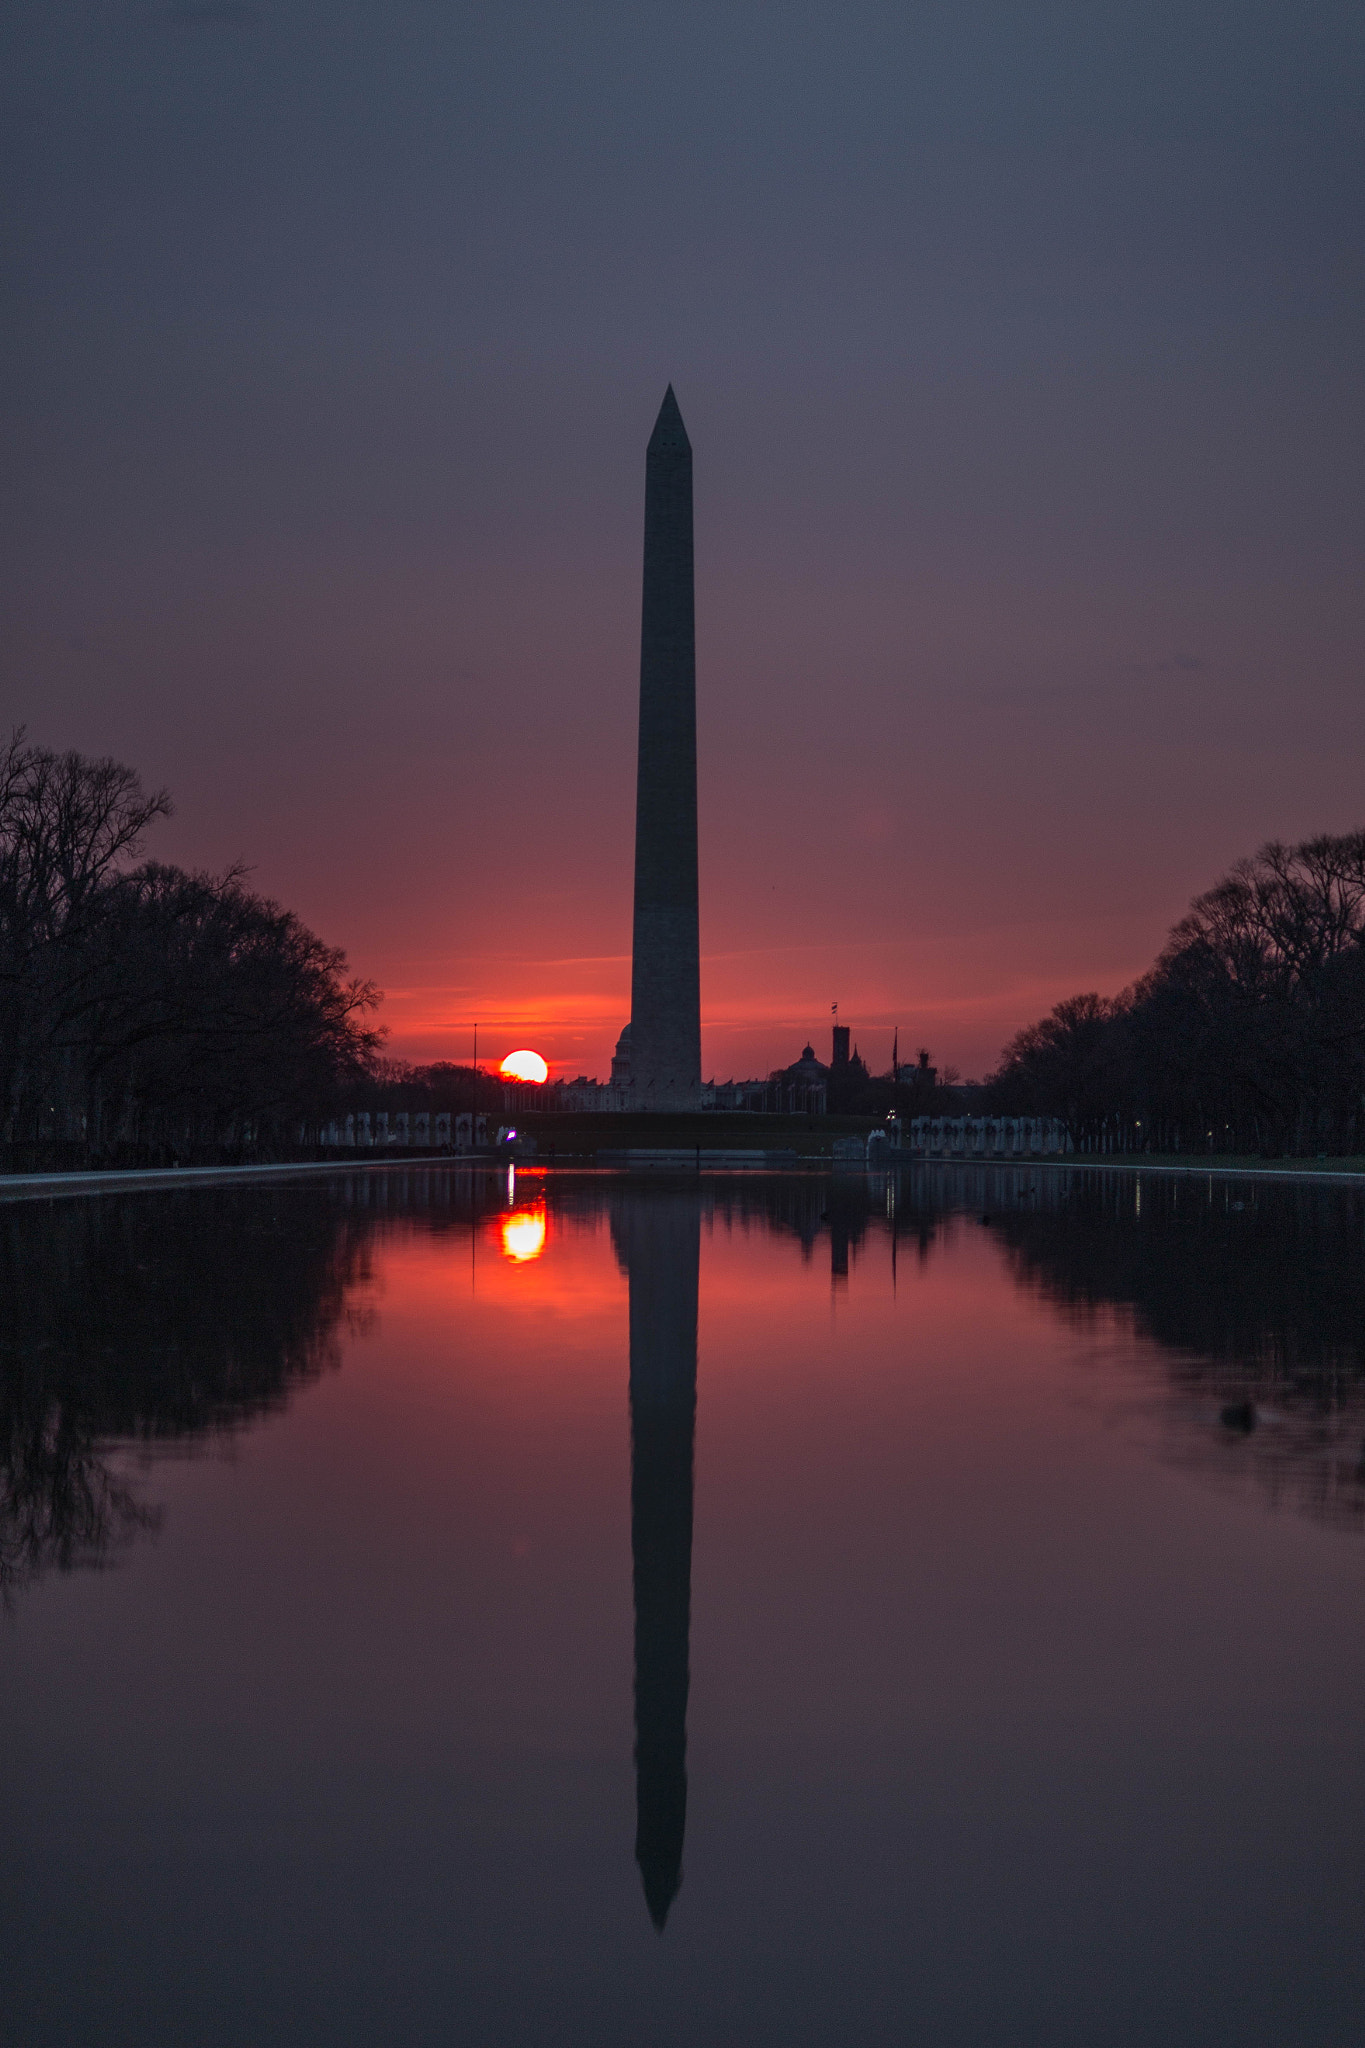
[615,1192,699,1928]
[5,1165,1365,2046]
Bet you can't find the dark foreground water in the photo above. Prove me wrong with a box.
[2,1164,1364,2046]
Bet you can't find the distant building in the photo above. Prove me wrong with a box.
[702,1078,768,1110]
[611,1024,633,1087]
[764,1040,829,1114]
[783,1042,828,1086]
[826,1018,869,1110]
[890,1048,938,1101]
[549,1075,632,1112]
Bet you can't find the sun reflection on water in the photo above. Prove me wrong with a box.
[500,1205,548,1263]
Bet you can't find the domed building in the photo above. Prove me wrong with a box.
[768,1041,829,1113]
[610,1024,632,1087]
[782,1043,829,1087]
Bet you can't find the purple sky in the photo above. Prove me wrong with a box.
[5,1,1362,1079]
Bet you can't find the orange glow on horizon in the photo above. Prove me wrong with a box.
[500,1205,548,1263]
[500,1049,549,1083]
[377,923,1160,1086]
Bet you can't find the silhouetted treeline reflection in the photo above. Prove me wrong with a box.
[985,1168,1365,1531]
[6,1160,1361,1605]
[684,1158,1365,1534]
[0,1183,378,1593]
[898,1162,1365,1532]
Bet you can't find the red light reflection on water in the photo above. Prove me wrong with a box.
[500,1204,547,1263]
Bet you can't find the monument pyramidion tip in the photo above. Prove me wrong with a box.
[647,384,690,456]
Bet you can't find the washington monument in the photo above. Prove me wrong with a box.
[628,387,701,1110]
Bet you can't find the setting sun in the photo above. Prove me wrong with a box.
[500,1049,549,1083]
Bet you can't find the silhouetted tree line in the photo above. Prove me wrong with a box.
[0,733,382,1168]
[989,833,1365,1155]
[338,1056,506,1120]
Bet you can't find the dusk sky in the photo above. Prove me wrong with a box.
[6,1,1362,1081]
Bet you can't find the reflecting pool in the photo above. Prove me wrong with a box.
[2,1164,1364,2045]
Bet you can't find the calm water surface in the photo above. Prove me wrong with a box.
[2,1165,1363,2045]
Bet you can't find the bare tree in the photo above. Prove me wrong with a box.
[0,731,172,1142]
[0,733,382,1164]
[989,832,1365,1156]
